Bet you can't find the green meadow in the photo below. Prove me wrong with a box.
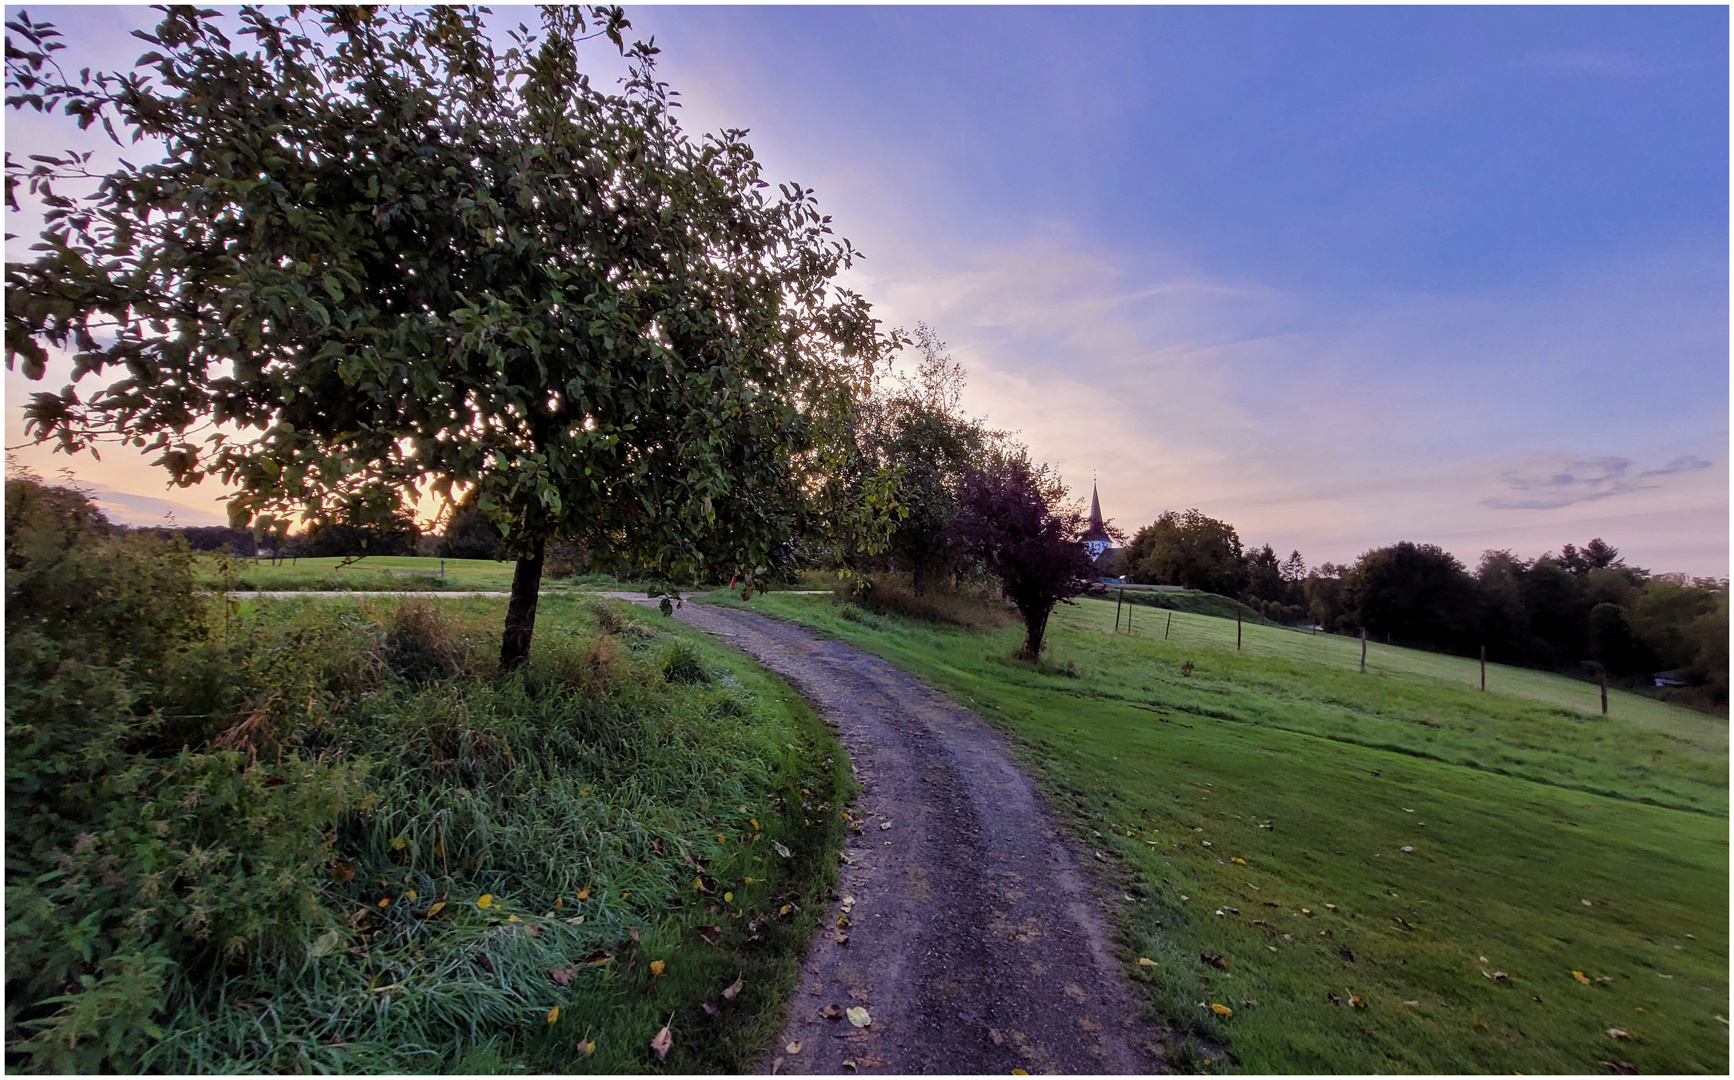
[709,591,1729,1074]
[203,554,519,592]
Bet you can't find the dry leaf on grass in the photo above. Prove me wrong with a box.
[546,1006,560,1024]
[723,976,744,1000]
[1573,971,1592,985]
[550,967,578,987]
[1137,958,1156,967]
[650,960,666,977]
[650,1020,673,1061]
[1210,1003,1233,1017]
[1606,1028,1629,1040]
[476,894,493,909]
[772,841,792,858]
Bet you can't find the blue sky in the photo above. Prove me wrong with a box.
[6,5,1729,575]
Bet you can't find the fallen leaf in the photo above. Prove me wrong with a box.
[847,1006,871,1028]
[1602,1061,1638,1075]
[577,885,591,901]
[475,953,495,974]
[551,967,578,986]
[834,931,850,946]
[650,1021,673,1061]
[1210,1003,1233,1017]
[773,841,792,858]
[696,926,722,946]
[1301,907,1313,916]
[1581,899,1592,907]
[310,929,342,958]
[1338,948,1355,963]
[1606,1028,1629,1039]
[785,1041,802,1054]
[582,1040,596,1056]
[879,820,893,831]
[1493,971,1509,981]
[547,1006,560,1024]
[555,897,565,909]
[1137,958,1157,967]
[821,1004,844,1020]
[1325,904,1338,911]
[1201,953,1227,970]
[1327,993,1342,1005]
[507,914,521,923]
[1401,846,1414,853]
[332,861,355,882]
[477,894,494,910]
[703,1001,720,1015]
[1350,995,1366,1010]
[1319,928,1333,937]
[650,960,666,977]
[1011,1071,1029,1077]
[391,836,408,851]
[1574,971,1592,985]
[1232,857,1247,865]
[1403,1000,1419,1007]
[1472,1019,1489,1032]
[723,976,744,1000]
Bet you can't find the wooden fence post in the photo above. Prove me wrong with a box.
[1237,613,1242,652]
[1599,666,1608,715]
[1164,612,1172,641]
[1115,589,1123,633]
[1360,627,1367,671]
[1480,645,1486,691]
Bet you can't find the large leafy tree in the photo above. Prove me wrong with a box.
[6,6,894,666]
[1121,508,1246,595]
[948,453,1100,660]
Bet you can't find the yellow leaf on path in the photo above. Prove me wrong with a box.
[785,1041,802,1054]
[1138,958,1157,967]
[650,960,666,977]
[847,1006,872,1027]
[547,1007,559,1024]
[1012,1070,1030,1076]
[577,886,591,901]
[1573,971,1591,985]
[1210,1003,1233,1017]
[650,1021,673,1061]
[477,894,493,909]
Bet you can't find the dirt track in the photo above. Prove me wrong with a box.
[608,595,1164,1075]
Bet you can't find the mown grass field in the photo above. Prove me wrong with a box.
[708,590,1729,1074]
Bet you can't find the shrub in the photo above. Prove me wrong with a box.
[835,573,1011,629]
[660,639,711,685]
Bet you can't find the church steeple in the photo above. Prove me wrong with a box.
[1082,480,1111,556]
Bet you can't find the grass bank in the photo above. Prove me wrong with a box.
[706,591,1728,1074]
[10,564,850,1071]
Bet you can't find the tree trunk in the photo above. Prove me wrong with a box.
[499,536,547,671]
[1020,601,1054,661]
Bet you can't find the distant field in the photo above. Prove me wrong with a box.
[201,554,517,591]
[708,590,1729,1074]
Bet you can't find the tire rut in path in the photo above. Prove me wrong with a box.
[611,597,1165,1074]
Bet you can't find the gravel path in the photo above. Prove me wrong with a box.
[606,595,1165,1075]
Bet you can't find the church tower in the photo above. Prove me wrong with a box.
[1082,482,1112,559]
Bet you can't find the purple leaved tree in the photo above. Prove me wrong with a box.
[949,455,1107,660]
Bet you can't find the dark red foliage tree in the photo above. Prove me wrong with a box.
[948,455,1103,660]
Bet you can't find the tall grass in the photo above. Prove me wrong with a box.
[9,587,851,1072]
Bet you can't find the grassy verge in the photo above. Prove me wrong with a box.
[705,591,1728,1074]
[1109,587,1278,625]
[202,554,518,591]
[10,589,850,1072]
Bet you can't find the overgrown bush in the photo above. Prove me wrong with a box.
[834,572,1011,629]
[6,479,852,1072]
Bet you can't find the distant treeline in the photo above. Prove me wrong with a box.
[1110,509,1728,708]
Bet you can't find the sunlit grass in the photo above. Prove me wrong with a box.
[712,590,1728,1074]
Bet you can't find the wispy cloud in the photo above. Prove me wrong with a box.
[1482,454,1713,511]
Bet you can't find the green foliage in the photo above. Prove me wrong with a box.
[1341,542,1478,651]
[6,5,899,664]
[5,479,853,1071]
[721,590,1728,1074]
[1122,509,1248,597]
[835,572,1012,629]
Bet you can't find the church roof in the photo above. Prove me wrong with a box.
[1082,482,1111,543]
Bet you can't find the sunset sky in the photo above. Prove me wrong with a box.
[6,5,1728,576]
